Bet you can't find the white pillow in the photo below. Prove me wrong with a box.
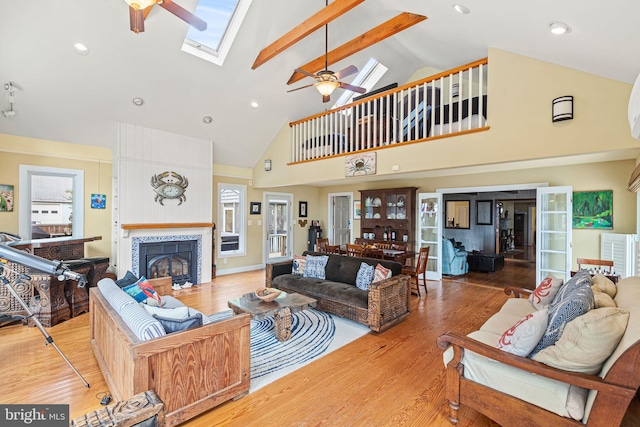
[532,308,629,374]
[528,276,564,310]
[497,309,549,357]
[372,263,392,284]
[142,304,190,320]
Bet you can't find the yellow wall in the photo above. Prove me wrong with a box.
[0,134,112,257]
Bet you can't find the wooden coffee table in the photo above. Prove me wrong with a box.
[228,291,317,341]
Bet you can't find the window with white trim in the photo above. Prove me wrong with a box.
[218,183,246,256]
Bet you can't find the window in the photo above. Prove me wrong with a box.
[182,0,253,66]
[218,183,246,256]
[19,165,84,240]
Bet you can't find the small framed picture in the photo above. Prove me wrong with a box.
[299,201,308,218]
[250,202,261,215]
[353,200,361,220]
[91,194,106,209]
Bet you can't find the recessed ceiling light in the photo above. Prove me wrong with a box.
[132,97,144,106]
[73,42,90,55]
[250,101,259,108]
[203,116,213,124]
[452,4,470,14]
[549,21,571,35]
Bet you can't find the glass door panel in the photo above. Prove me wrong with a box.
[418,192,442,280]
[265,193,292,263]
[536,186,572,284]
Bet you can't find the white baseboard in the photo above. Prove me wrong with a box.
[215,264,264,276]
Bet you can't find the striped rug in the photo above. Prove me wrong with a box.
[248,308,370,392]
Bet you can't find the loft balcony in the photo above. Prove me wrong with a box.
[289,58,489,164]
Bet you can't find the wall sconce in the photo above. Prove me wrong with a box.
[552,96,573,122]
[452,83,460,98]
[264,159,272,171]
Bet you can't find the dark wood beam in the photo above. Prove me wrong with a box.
[287,12,427,85]
[251,0,365,70]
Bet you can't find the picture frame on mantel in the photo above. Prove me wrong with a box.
[476,200,493,225]
[250,202,261,215]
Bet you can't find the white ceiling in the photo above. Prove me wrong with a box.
[1,0,639,168]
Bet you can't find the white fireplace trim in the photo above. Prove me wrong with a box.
[132,234,202,284]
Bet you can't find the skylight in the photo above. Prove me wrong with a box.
[182,0,252,66]
[333,58,388,109]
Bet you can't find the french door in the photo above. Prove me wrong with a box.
[417,192,443,280]
[264,192,293,263]
[536,186,572,284]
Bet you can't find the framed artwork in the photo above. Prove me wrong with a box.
[250,202,261,215]
[0,184,14,212]
[476,200,493,225]
[573,190,613,229]
[353,200,361,220]
[91,194,106,209]
[345,152,376,177]
[299,201,308,218]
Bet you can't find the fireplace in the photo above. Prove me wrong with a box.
[138,239,198,285]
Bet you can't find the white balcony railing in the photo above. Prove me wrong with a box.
[289,58,489,163]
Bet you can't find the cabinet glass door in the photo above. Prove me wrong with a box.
[418,192,442,280]
[536,186,572,284]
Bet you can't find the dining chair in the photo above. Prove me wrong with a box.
[346,244,364,257]
[316,237,329,252]
[402,246,430,296]
[325,244,341,254]
[364,247,384,259]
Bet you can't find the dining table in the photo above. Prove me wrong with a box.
[338,245,417,266]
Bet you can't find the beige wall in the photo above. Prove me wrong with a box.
[0,134,112,257]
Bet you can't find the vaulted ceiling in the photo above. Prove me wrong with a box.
[1,0,639,168]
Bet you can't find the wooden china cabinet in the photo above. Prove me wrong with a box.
[357,187,418,249]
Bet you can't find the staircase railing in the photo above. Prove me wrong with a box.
[289,58,489,163]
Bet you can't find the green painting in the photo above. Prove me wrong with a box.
[572,190,613,229]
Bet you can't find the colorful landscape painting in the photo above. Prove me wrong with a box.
[572,190,613,229]
[0,184,14,212]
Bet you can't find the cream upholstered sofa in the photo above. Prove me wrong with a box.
[90,276,250,427]
[437,272,640,426]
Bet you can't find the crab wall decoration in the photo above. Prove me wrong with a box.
[150,171,189,205]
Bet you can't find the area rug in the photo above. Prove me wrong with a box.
[247,308,370,392]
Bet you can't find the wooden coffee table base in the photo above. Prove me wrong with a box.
[274,307,292,341]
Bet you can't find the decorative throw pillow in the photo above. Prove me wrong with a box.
[303,255,329,280]
[528,275,564,310]
[529,279,594,357]
[124,277,161,304]
[532,308,629,374]
[292,255,307,275]
[550,270,593,306]
[153,313,203,334]
[591,274,617,298]
[142,304,190,319]
[593,290,617,308]
[356,262,375,291]
[497,309,549,357]
[372,263,392,284]
[115,270,139,288]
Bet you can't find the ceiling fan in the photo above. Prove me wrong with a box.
[124,0,207,34]
[287,5,365,103]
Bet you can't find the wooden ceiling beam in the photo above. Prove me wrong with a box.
[251,0,365,70]
[287,12,427,85]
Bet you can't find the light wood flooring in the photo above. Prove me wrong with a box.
[1,264,638,426]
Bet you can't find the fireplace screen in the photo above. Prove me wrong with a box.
[139,240,197,285]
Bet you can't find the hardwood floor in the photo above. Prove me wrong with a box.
[1,265,638,426]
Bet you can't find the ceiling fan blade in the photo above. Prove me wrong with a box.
[339,82,366,94]
[287,84,315,93]
[129,6,145,33]
[322,94,331,103]
[159,0,207,31]
[294,68,318,79]
[334,65,358,80]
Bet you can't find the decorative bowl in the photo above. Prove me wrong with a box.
[255,287,281,302]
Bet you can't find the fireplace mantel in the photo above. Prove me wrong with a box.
[121,223,214,230]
